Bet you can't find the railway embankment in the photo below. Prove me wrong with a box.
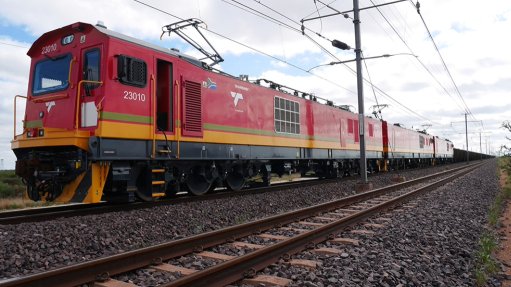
[493,157,511,286]
[0,160,506,286]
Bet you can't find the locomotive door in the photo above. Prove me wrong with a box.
[156,59,173,132]
[79,45,103,129]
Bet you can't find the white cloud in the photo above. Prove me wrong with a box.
[0,36,29,169]
[0,0,510,170]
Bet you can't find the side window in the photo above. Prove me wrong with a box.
[117,55,147,87]
[83,49,100,93]
[274,96,300,134]
[348,119,354,134]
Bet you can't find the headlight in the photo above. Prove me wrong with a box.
[62,34,74,45]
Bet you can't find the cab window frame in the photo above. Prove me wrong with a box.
[32,53,72,96]
[83,48,101,93]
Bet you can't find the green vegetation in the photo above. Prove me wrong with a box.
[0,170,24,198]
[475,157,511,286]
[0,171,59,210]
[502,121,511,156]
[0,170,53,210]
[475,231,499,286]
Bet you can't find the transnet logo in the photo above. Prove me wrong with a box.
[230,92,243,107]
[45,101,56,113]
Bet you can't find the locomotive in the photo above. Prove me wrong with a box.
[11,22,453,203]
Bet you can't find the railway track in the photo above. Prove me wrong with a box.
[0,176,328,225]
[0,163,469,225]
[0,162,482,287]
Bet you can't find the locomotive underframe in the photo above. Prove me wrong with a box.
[13,137,449,203]
[89,136,382,202]
[14,146,88,201]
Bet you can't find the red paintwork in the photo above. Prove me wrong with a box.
[26,24,107,132]
[22,22,450,160]
[382,121,434,158]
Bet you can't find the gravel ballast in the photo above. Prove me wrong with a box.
[256,160,500,286]
[0,162,495,283]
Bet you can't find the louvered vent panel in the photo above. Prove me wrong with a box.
[183,80,203,137]
[129,60,146,84]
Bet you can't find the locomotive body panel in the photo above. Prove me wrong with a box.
[433,137,454,160]
[383,122,435,159]
[11,22,455,204]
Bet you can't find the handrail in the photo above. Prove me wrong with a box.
[75,80,104,129]
[13,95,27,139]
[68,57,76,89]
[175,79,181,159]
[151,74,156,158]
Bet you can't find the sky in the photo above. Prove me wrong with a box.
[0,0,510,169]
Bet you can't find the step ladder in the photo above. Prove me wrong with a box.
[151,168,166,198]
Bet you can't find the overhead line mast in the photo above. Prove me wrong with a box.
[301,0,408,188]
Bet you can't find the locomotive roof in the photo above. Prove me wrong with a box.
[93,23,203,67]
[27,22,203,68]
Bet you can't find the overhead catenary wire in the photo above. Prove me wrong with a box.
[204,27,357,95]
[239,0,438,124]
[134,0,436,125]
[225,0,411,117]
[303,0,339,20]
[242,0,338,50]
[409,0,478,125]
[0,41,29,49]
[367,0,470,118]
[361,51,380,108]
[133,0,184,20]
[134,0,356,95]
[225,0,334,62]
[301,0,440,124]
[312,0,324,34]
[246,0,441,125]
[413,1,477,122]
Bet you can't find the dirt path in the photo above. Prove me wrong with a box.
[497,169,511,286]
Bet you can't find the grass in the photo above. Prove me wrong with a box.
[0,197,54,210]
[475,231,499,285]
[0,170,54,211]
[0,170,24,197]
[475,157,511,286]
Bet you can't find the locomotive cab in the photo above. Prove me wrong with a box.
[12,22,107,202]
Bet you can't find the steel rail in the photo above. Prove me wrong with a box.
[0,163,465,225]
[0,162,482,287]
[0,177,330,225]
[164,163,481,286]
[3,161,431,225]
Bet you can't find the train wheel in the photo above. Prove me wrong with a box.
[186,173,212,196]
[225,172,246,191]
[26,180,40,201]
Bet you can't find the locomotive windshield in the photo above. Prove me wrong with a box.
[32,53,72,96]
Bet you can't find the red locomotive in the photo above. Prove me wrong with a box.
[11,22,453,203]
